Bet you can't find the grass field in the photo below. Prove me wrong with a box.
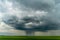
[0,36,60,40]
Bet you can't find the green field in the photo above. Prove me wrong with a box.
[0,36,60,40]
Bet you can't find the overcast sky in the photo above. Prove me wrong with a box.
[0,0,60,36]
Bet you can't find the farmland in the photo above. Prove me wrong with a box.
[0,36,60,40]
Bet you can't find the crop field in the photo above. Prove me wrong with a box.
[0,36,60,40]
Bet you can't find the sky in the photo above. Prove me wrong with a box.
[0,0,60,35]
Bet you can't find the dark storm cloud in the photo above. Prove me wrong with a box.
[2,0,60,32]
[2,15,25,30]
[22,16,59,31]
[3,14,59,32]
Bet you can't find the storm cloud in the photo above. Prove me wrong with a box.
[1,0,60,32]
